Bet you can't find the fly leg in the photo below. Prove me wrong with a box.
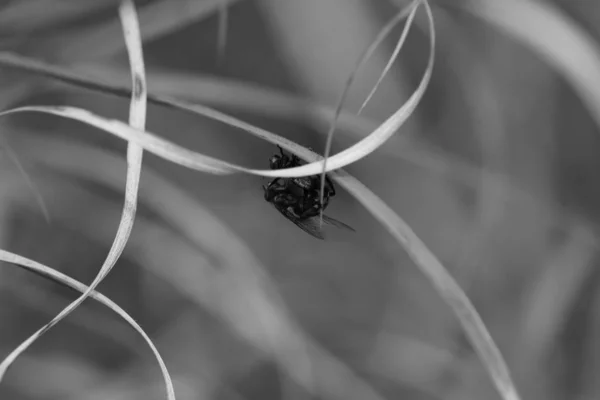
[277,145,285,157]
[325,175,336,197]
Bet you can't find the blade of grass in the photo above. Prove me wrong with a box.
[465,0,600,131]
[1,1,518,397]
[216,0,229,65]
[51,0,242,61]
[0,103,402,179]
[16,135,391,400]
[0,141,50,223]
[0,52,376,140]
[14,91,521,400]
[356,1,420,115]
[0,10,432,181]
[318,0,421,221]
[0,249,172,400]
[331,170,521,400]
[231,117,520,400]
[0,51,387,172]
[0,1,159,395]
[0,0,430,179]
[178,1,516,394]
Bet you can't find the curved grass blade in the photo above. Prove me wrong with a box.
[0,1,159,395]
[0,52,375,141]
[0,1,432,179]
[0,141,50,223]
[0,249,173,400]
[318,0,422,220]
[332,169,521,400]
[356,1,420,115]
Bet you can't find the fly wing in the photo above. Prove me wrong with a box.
[274,204,325,240]
[320,214,356,232]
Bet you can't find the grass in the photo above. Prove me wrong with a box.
[1,1,600,400]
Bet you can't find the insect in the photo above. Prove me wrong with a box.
[262,146,355,239]
[268,145,336,208]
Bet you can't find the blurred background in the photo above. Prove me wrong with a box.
[0,0,599,399]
